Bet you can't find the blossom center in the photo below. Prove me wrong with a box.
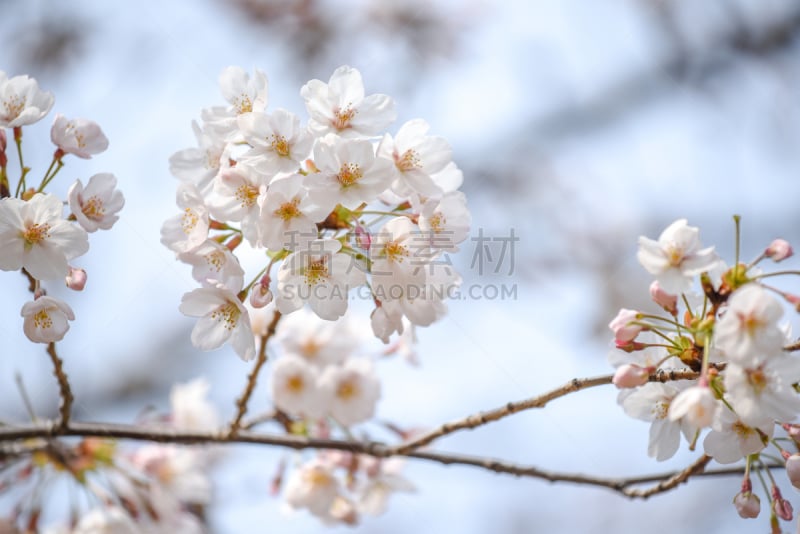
[270,134,290,157]
[81,196,106,221]
[234,94,253,114]
[210,301,241,331]
[236,184,260,208]
[23,222,51,247]
[3,95,24,121]
[666,246,684,267]
[206,250,225,272]
[651,400,669,420]
[287,374,305,393]
[33,309,53,329]
[336,163,363,188]
[383,241,409,262]
[395,149,421,172]
[181,208,199,235]
[332,105,357,130]
[300,339,321,359]
[274,197,302,221]
[337,380,358,401]
[304,259,329,285]
[746,367,768,395]
[731,421,754,439]
[428,213,445,233]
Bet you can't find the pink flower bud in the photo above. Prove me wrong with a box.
[614,339,646,352]
[612,364,650,388]
[354,225,371,250]
[734,491,760,519]
[766,239,793,262]
[771,485,793,521]
[249,275,273,308]
[786,454,800,490]
[649,281,678,315]
[65,266,87,291]
[783,423,800,444]
[608,308,644,343]
[0,129,6,168]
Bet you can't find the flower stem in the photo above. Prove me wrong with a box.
[46,342,73,430]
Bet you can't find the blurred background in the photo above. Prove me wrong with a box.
[2,0,800,532]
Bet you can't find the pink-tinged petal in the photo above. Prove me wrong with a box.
[648,418,680,461]
[229,319,256,361]
[328,66,365,104]
[354,94,396,131]
[179,289,225,316]
[25,244,69,280]
[47,221,90,260]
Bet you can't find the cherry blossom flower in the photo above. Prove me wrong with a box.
[702,407,771,464]
[370,299,405,344]
[637,219,718,294]
[276,238,366,320]
[277,307,360,367]
[160,183,209,254]
[169,377,220,432]
[0,71,54,127]
[259,175,327,252]
[733,487,760,519]
[371,217,428,293]
[418,191,471,252]
[208,164,266,245]
[318,358,381,426]
[714,284,785,365]
[622,382,695,461]
[357,457,415,516]
[284,460,342,520]
[178,239,244,291]
[301,65,396,138]
[68,173,125,232]
[132,444,212,506]
[0,193,89,280]
[724,357,800,426]
[50,114,108,158]
[169,120,227,192]
[65,266,87,291]
[179,284,255,361]
[270,355,326,419]
[376,119,451,197]
[202,66,268,138]
[238,108,313,175]
[21,296,75,343]
[305,135,394,211]
[668,383,718,429]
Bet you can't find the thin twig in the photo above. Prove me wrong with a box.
[0,421,762,499]
[227,310,282,436]
[45,342,73,430]
[389,368,700,455]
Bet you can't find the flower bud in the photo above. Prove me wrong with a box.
[0,129,6,168]
[249,274,273,308]
[649,281,678,315]
[608,309,643,343]
[612,364,650,389]
[785,453,800,490]
[354,225,371,250]
[65,266,87,291]
[771,485,793,521]
[733,491,760,518]
[765,239,793,262]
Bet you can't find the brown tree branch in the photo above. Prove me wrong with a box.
[389,368,700,455]
[0,421,764,500]
[227,310,281,436]
[45,342,73,430]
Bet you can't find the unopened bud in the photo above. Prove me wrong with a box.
[785,453,800,490]
[766,239,793,262]
[612,364,650,389]
[608,309,644,343]
[65,266,87,291]
[354,225,371,250]
[249,275,273,308]
[649,281,678,315]
[771,485,793,521]
[733,491,760,519]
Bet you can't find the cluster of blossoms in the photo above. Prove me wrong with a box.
[0,70,124,343]
[0,378,219,533]
[266,309,415,525]
[162,65,470,361]
[608,218,800,531]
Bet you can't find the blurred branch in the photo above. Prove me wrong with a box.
[45,342,73,430]
[388,368,700,455]
[0,420,772,499]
